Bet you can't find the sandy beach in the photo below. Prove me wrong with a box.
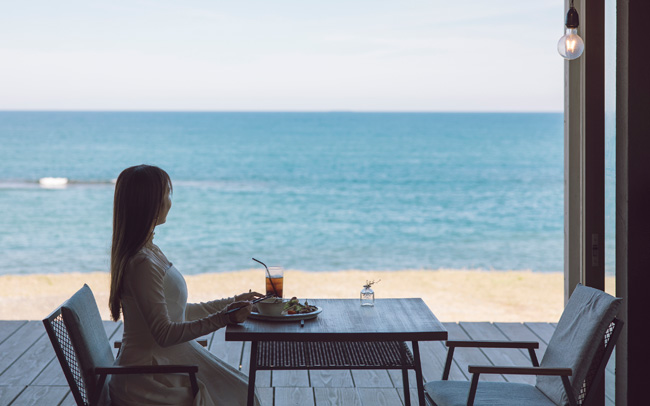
[0,269,615,322]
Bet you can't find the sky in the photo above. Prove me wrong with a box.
[1,0,564,112]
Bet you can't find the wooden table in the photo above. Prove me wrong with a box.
[226,298,447,406]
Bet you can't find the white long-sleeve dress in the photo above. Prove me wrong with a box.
[108,243,260,406]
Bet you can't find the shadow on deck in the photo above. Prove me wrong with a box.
[0,320,615,406]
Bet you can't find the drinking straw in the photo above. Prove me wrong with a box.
[252,258,279,297]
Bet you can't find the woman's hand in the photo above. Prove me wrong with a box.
[225,301,253,324]
[234,290,264,302]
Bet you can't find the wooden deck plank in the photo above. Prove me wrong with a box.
[309,370,354,388]
[58,392,76,406]
[605,367,615,404]
[209,328,243,370]
[33,321,122,386]
[605,351,615,403]
[240,342,271,387]
[443,322,504,382]
[3,320,619,406]
[0,334,56,386]
[8,385,69,406]
[198,332,214,349]
[110,322,124,359]
[494,322,549,359]
[607,350,615,373]
[397,387,433,406]
[107,322,122,338]
[524,323,556,345]
[274,387,315,406]
[0,321,27,345]
[314,388,362,406]
[272,370,310,387]
[417,339,466,382]
[256,387,273,406]
[356,387,402,406]
[460,322,535,384]
[0,322,45,377]
[386,369,418,388]
[384,341,420,388]
[0,386,24,406]
[350,370,393,388]
[30,359,68,387]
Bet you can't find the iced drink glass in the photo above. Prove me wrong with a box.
[265,266,284,298]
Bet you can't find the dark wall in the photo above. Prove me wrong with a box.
[616,0,650,404]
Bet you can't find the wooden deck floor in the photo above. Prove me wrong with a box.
[0,320,615,406]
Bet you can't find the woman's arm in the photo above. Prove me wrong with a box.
[127,256,232,347]
[185,298,233,321]
[185,291,263,321]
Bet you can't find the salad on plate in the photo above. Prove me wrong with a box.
[283,297,318,314]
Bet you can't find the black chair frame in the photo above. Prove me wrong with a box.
[43,306,199,406]
[434,318,623,406]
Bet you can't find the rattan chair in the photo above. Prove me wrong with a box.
[43,284,199,406]
[425,284,622,406]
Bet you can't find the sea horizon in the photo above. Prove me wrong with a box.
[0,109,563,114]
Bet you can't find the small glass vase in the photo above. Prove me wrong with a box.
[360,285,375,307]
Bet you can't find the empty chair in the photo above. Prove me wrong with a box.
[425,284,622,406]
[43,284,199,406]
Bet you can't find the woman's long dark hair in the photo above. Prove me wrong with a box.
[109,165,172,321]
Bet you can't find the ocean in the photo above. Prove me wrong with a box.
[0,111,569,275]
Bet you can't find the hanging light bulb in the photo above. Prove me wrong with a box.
[558,1,584,60]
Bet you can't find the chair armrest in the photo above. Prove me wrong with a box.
[466,366,577,406]
[442,341,541,380]
[468,365,572,376]
[96,365,199,375]
[114,339,208,349]
[446,340,539,349]
[93,364,200,404]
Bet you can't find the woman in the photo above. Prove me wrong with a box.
[108,164,261,406]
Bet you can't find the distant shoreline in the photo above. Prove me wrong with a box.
[0,110,564,114]
[0,269,615,322]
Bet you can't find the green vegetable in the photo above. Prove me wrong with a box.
[283,297,317,314]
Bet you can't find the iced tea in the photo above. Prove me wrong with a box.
[265,276,283,298]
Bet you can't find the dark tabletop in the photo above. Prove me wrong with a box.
[225,298,447,342]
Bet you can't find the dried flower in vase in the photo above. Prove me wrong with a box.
[361,280,380,306]
[363,279,381,288]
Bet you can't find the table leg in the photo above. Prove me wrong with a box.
[412,341,426,406]
[399,342,411,406]
[247,341,258,406]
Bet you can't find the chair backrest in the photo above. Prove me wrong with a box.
[536,284,622,406]
[43,284,114,406]
[580,318,622,406]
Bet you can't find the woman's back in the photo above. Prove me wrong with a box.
[118,244,186,364]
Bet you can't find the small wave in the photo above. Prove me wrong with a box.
[66,179,115,185]
[171,180,267,191]
[0,178,261,191]
[39,177,68,188]
[0,179,115,190]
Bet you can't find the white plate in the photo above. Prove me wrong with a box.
[248,306,323,322]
